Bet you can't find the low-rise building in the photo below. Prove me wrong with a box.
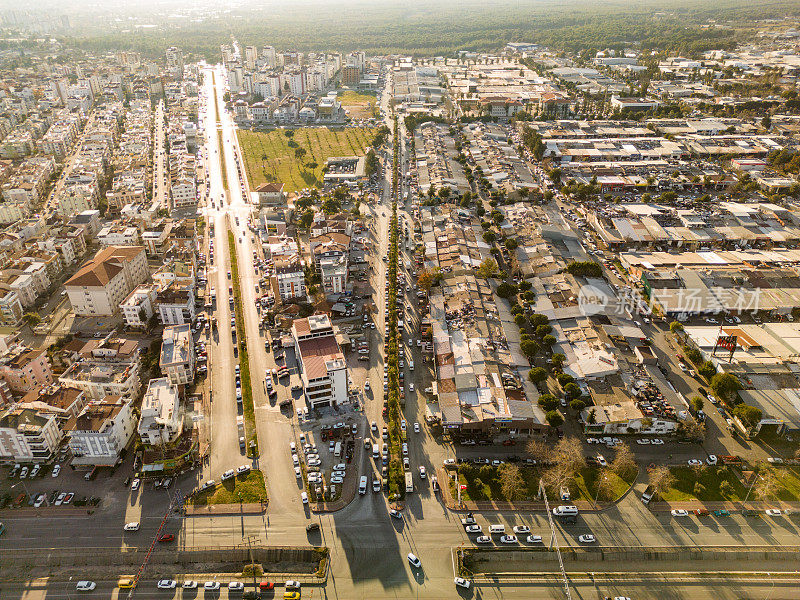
[66,397,137,466]
[160,324,195,385]
[138,377,182,446]
[120,284,158,328]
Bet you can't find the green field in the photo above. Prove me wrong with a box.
[188,470,267,506]
[660,466,800,502]
[338,90,378,118]
[237,127,377,193]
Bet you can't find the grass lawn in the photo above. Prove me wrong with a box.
[237,127,377,193]
[450,465,634,503]
[188,470,267,506]
[338,90,378,118]
[772,467,800,501]
[660,466,748,501]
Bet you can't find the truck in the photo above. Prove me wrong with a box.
[405,471,414,493]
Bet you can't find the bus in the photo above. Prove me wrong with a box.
[405,472,414,493]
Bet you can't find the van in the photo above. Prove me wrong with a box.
[334,441,342,457]
[489,524,505,535]
[359,476,368,495]
[118,578,135,589]
[372,443,380,459]
[553,505,579,517]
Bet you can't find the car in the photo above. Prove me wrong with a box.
[123,522,140,531]
[259,581,275,591]
[301,492,308,504]
[63,492,74,504]
[330,476,344,484]
[500,535,518,544]
[578,534,596,543]
[284,593,301,600]
[671,509,689,517]
[596,455,607,466]
[76,581,96,591]
[765,509,782,516]
[284,580,301,590]
[390,509,403,519]
[55,492,67,506]
[414,422,420,433]
[306,523,320,532]
[513,525,530,534]
[407,552,422,568]
[636,438,651,445]
[713,509,730,517]
[204,581,221,590]
[465,524,482,533]
[221,469,236,481]
[454,577,471,589]
[158,533,175,542]
[157,580,177,589]
[526,535,543,543]
[295,466,302,478]
[236,464,251,475]
[33,493,46,507]
[694,508,710,516]
[475,535,492,544]
[687,459,704,466]
[706,455,718,465]
[651,439,664,445]
[419,466,426,479]
[52,465,61,477]
[182,580,198,588]
[228,582,244,591]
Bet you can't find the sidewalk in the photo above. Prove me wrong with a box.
[648,500,800,512]
[185,502,266,516]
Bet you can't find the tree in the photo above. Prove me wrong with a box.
[514,314,528,328]
[504,238,519,251]
[710,373,741,404]
[546,410,564,428]
[299,209,314,230]
[498,463,526,501]
[528,367,548,385]
[733,404,763,428]
[754,468,777,501]
[611,444,637,480]
[587,408,597,424]
[520,339,540,360]
[669,321,684,334]
[563,382,580,399]
[482,231,496,244]
[570,399,586,412]
[564,260,603,277]
[698,361,717,381]
[23,312,41,326]
[542,437,584,490]
[496,282,517,299]
[542,334,556,347]
[690,395,705,412]
[648,465,675,499]
[538,394,559,412]
[294,147,307,161]
[417,269,436,292]
[476,258,499,279]
[551,353,566,369]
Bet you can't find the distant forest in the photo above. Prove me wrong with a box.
[48,0,800,59]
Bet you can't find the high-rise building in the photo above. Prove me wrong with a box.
[165,47,184,79]
[245,46,258,71]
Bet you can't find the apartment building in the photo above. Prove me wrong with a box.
[66,397,136,466]
[274,257,306,301]
[138,377,182,445]
[64,246,148,316]
[156,283,195,325]
[0,406,63,463]
[120,284,158,327]
[0,346,54,393]
[0,288,23,326]
[292,315,348,409]
[159,324,195,385]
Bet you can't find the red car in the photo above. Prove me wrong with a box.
[259,581,274,590]
[158,534,174,542]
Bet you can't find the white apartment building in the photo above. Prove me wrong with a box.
[120,284,158,327]
[96,226,140,247]
[66,397,137,466]
[0,407,63,463]
[170,178,197,208]
[65,246,148,316]
[59,358,141,400]
[0,289,23,326]
[138,377,183,446]
[292,315,348,409]
[159,324,195,385]
[275,265,306,301]
[56,182,98,218]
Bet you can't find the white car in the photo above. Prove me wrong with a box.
[687,459,704,466]
[706,455,718,466]
[671,509,689,517]
[204,581,220,590]
[526,535,543,543]
[55,492,67,506]
[414,422,420,433]
[512,525,530,534]
[475,535,492,544]
[330,476,344,484]
[636,439,651,445]
[295,466,302,478]
[578,534,596,544]
[52,465,61,477]
[228,582,244,591]
[465,524,482,533]
[285,580,301,590]
[419,466,426,479]
[500,535,518,544]
[123,522,140,531]
[182,580,198,589]
[407,552,422,568]
[454,577,471,589]
[130,478,140,490]
[221,469,236,481]
[157,580,177,589]
[301,491,308,504]
[596,455,607,466]
[409,383,415,392]
[651,439,664,445]
[76,581,96,591]
[765,509,782,516]
[236,464,251,475]
[390,509,403,519]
